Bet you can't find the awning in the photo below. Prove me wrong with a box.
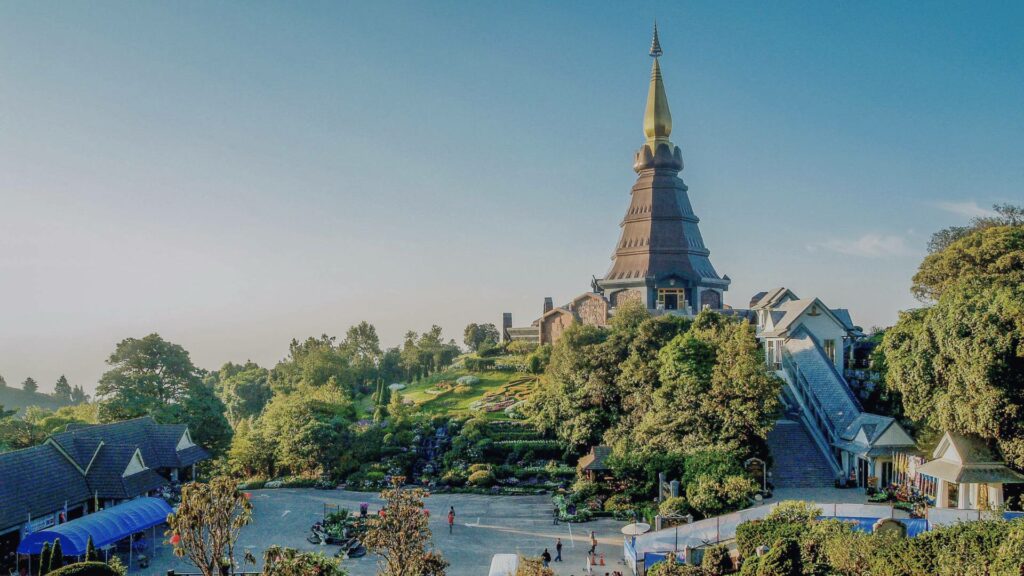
[17,497,172,556]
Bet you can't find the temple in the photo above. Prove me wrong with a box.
[503,26,730,345]
[596,23,730,313]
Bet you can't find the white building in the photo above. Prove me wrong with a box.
[752,287,915,488]
[917,431,1024,510]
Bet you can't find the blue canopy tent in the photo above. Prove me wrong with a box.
[18,497,172,557]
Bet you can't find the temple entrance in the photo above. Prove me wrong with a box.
[700,289,721,310]
[658,288,685,311]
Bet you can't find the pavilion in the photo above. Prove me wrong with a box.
[917,432,1024,510]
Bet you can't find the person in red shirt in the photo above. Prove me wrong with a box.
[447,506,455,534]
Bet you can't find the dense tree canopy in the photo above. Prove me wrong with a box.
[463,323,500,352]
[95,333,233,455]
[212,362,272,425]
[883,213,1024,467]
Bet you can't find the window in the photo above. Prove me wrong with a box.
[767,340,781,370]
[824,339,836,364]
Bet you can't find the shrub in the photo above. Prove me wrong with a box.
[468,463,491,473]
[765,501,822,524]
[464,357,496,371]
[441,469,466,487]
[687,474,758,517]
[756,538,801,576]
[647,559,704,576]
[478,342,504,357]
[701,544,731,576]
[739,556,760,576]
[456,375,480,386]
[735,519,809,559]
[658,496,690,518]
[569,478,599,505]
[604,494,635,514]
[507,341,538,356]
[48,563,119,576]
[453,385,472,395]
[468,470,495,487]
[682,449,745,487]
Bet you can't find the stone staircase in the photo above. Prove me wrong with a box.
[767,419,836,488]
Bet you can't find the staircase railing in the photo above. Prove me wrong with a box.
[781,351,841,473]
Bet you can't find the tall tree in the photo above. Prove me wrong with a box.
[215,362,271,425]
[268,335,354,394]
[53,375,73,403]
[463,323,499,352]
[22,377,38,393]
[0,374,6,388]
[340,321,383,388]
[96,333,232,455]
[927,203,1024,254]
[70,385,88,404]
[884,219,1024,467]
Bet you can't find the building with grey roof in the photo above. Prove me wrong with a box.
[0,416,208,555]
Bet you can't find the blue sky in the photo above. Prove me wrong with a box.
[1,1,1021,392]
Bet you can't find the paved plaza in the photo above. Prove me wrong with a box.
[149,489,629,576]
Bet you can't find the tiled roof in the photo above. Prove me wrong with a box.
[85,444,167,499]
[0,417,210,531]
[578,445,612,471]
[0,444,91,531]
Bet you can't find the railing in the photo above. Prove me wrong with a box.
[783,352,839,447]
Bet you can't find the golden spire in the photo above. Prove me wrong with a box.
[643,22,673,150]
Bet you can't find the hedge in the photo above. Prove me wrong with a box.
[48,563,120,576]
[735,518,810,558]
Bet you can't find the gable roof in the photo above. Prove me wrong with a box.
[761,297,853,338]
[751,287,799,310]
[51,417,209,469]
[578,445,612,472]
[84,444,167,499]
[917,432,1024,484]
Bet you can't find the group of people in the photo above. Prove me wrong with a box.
[541,531,601,569]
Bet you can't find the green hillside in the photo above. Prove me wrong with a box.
[0,386,70,415]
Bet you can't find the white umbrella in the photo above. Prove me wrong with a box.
[620,522,651,536]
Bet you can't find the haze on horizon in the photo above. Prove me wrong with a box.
[2,1,1022,394]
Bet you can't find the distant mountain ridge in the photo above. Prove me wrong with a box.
[0,386,71,415]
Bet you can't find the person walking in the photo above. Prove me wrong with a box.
[542,549,552,567]
[447,506,455,535]
[589,530,598,564]
[555,538,563,562]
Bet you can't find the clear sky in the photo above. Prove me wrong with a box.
[1,1,1021,394]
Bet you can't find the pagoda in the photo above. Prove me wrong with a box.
[597,25,730,314]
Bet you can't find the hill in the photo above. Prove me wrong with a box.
[0,386,71,416]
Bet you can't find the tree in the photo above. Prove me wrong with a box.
[927,203,1024,254]
[883,221,1024,467]
[268,335,355,395]
[70,385,87,404]
[633,312,781,459]
[167,476,253,576]
[912,224,1024,301]
[0,374,6,388]
[0,417,46,452]
[96,334,232,455]
[53,376,72,403]
[756,539,801,576]
[40,542,52,575]
[363,479,447,576]
[49,537,64,573]
[215,362,272,425]
[228,385,353,478]
[340,321,383,388]
[463,323,500,352]
[85,536,96,562]
[22,377,38,393]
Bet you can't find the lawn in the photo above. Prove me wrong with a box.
[396,359,540,418]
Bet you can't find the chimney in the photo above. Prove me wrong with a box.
[501,313,513,342]
[543,297,553,314]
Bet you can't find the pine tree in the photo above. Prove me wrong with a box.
[85,536,96,562]
[53,376,72,403]
[39,542,52,575]
[49,538,64,573]
[22,377,38,393]
[0,373,6,388]
[71,385,88,404]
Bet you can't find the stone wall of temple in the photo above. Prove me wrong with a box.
[574,295,609,326]
[541,310,575,345]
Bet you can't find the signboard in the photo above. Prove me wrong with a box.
[23,513,56,536]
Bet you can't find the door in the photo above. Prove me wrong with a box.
[664,293,678,310]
